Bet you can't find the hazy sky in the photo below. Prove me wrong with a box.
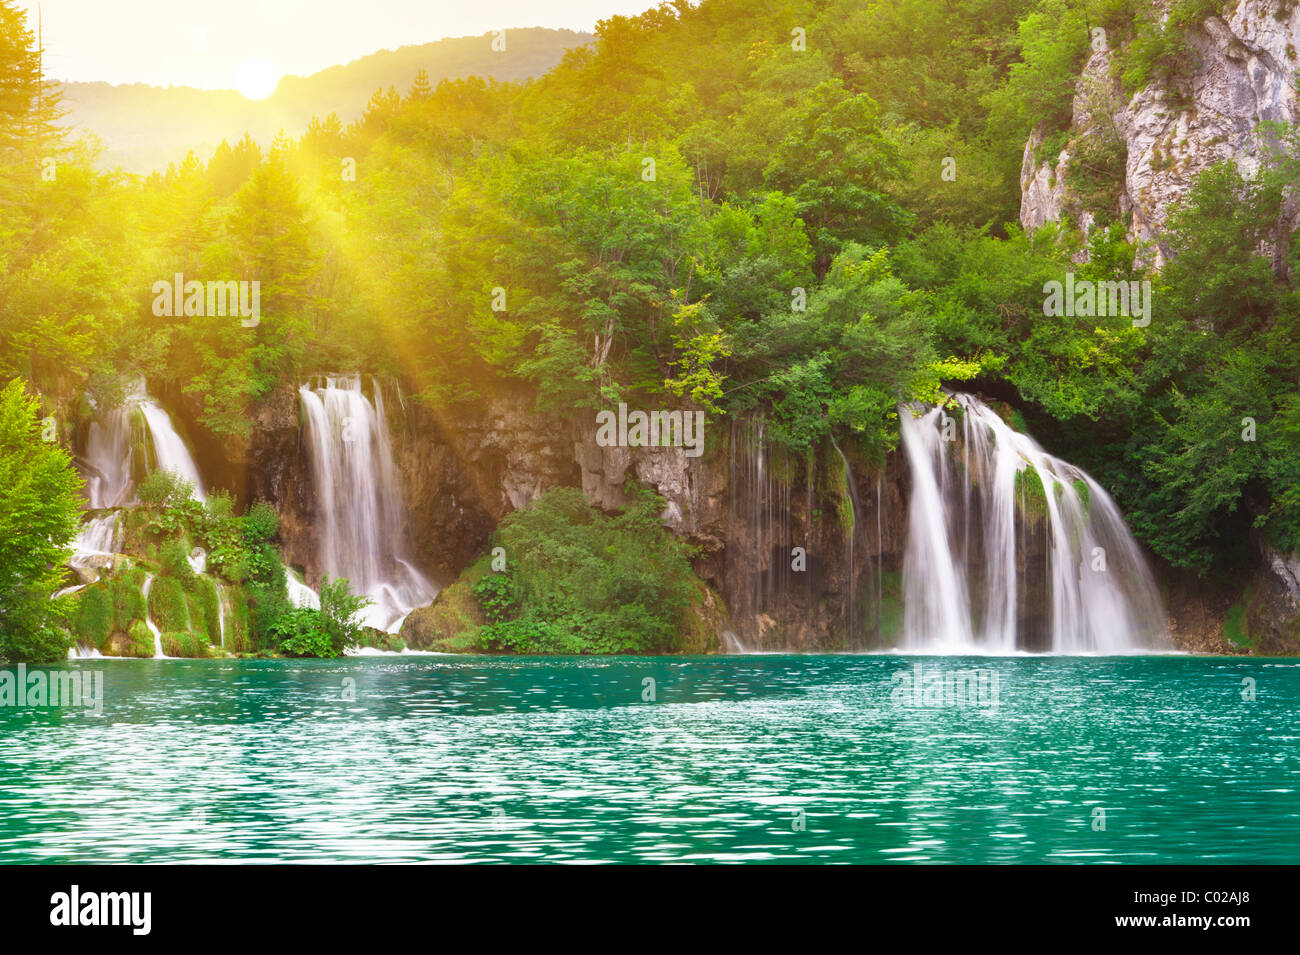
[20,0,656,88]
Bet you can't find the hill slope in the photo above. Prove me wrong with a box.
[57,27,592,173]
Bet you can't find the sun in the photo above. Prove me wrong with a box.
[233,57,279,101]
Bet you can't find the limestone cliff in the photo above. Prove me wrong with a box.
[1020,0,1300,266]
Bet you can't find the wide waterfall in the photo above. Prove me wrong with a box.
[899,393,1167,653]
[298,374,436,633]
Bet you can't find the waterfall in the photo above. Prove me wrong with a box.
[298,374,436,633]
[80,380,206,508]
[215,582,228,649]
[727,416,793,645]
[141,574,167,658]
[71,381,206,575]
[830,437,862,644]
[899,393,1167,652]
[285,568,320,611]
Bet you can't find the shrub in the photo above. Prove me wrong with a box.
[271,607,336,658]
[242,501,279,545]
[159,538,196,584]
[473,486,698,654]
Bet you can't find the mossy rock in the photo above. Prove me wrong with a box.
[400,573,483,651]
[101,621,155,658]
[73,585,114,644]
[676,581,727,654]
[360,630,406,653]
[195,578,221,642]
[160,631,208,658]
[1014,465,1048,524]
[222,587,252,654]
[148,576,190,632]
[110,568,148,631]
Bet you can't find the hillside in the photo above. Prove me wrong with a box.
[57,27,592,173]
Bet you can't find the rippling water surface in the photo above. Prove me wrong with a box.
[1,654,1296,863]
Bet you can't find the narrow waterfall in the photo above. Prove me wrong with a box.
[899,393,1167,652]
[727,417,793,644]
[215,582,228,649]
[298,375,437,633]
[141,575,167,658]
[830,437,862,644]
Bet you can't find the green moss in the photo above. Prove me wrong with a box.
[148,576,190,632]
[223,587,252,653]
[110,568,147,631]
[1073,479,1091,516]
[127,621,155,658]
[1224,586,1255,647]
[824,441,855,533]
[74,585,114,644]
[876,570,904,647]
[1015,465,1048,524]
[161,631,207,658]
[159,538,195,584]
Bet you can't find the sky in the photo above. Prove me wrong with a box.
[20,0,657,89]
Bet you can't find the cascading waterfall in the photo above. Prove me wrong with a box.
[298,374,437,633]
[899,393,1167,652]
[141,575,167,659]
[830,437,863,643]
[72,381,206,572]
[80,380,206,508]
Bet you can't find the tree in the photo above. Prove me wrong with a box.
[0,378,83,662]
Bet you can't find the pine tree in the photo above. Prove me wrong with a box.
[409,68,433,101]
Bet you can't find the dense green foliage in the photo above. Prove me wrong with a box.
[470,487,699,653]
[272,578,371,658]
[0,380,83,662]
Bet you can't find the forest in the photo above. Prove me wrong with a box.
[2,0,1298,661]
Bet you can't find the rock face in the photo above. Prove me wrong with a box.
[1020,1,1300,265]
[393,390,578,582]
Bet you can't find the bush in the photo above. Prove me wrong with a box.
[472,486,698,654]
[271,607,336,658]
[242,501,279,545]
[137,470,193,509]
[159,538,196,584]
[479,618,584,654]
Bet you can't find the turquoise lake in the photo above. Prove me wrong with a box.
[1,654,1296,863]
